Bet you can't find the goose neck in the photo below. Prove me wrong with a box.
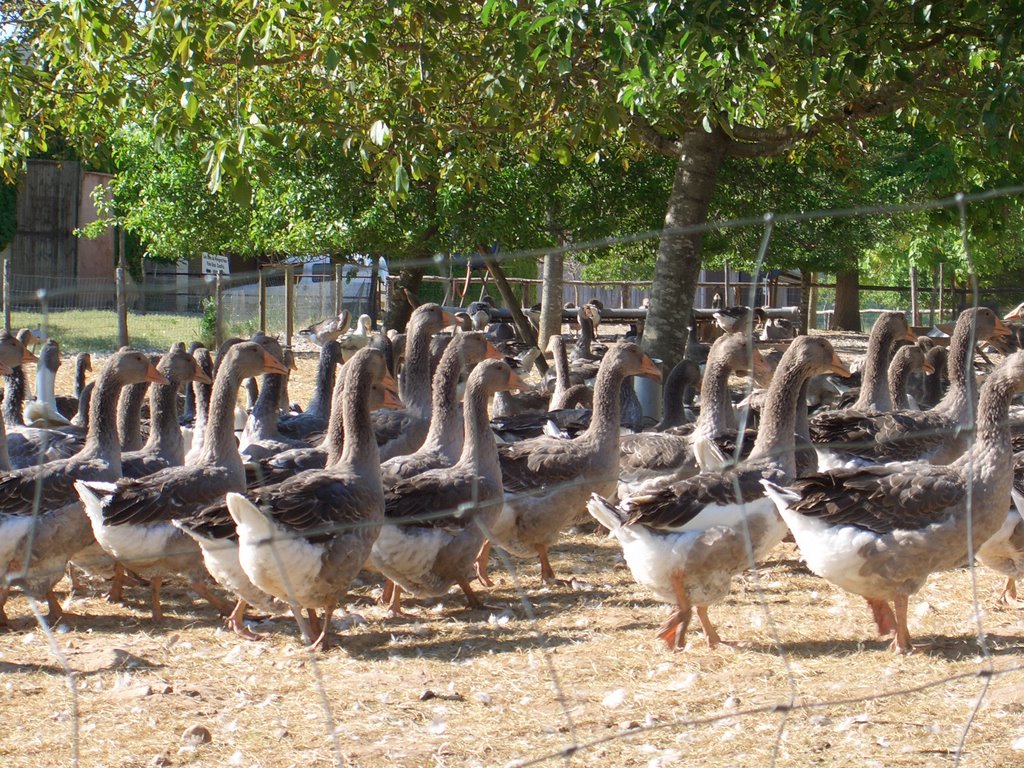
[747,357,811,477]
[80,366,128,464]
[695,356,737,435]
[144,378,184,462]
[854,324,897,412]
[2,368,25,427]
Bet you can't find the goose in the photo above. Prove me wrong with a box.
[373,359,527,614]
[226,347,399,650]
[0,333,38,471]
[888,343,934,411]
[121,343,213,478]
[653,358,701,431]
[762,350,1024,653]
[183,347,215,464]
[810,308,1010,466]
[23,339,72,427]
[298,309,351,347]
[180,342,204,426]
[0,349,167,624]
[277,340,343,440]
[976,451,1024,605]
[616,335,772,498]
[477,342,661,584]
[116,358,156,453]
[339,313,374,362]
[380,331,502,487]
[712,306,766,335]
[375,303,457,461]
[914,345,949,410]
[75,342,289,626]
[587,336,850,650]
[238,339,308,461]
[50,352,92,423]
[1,336,82,468]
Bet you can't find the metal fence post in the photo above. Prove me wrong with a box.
[3,257,10,333]
[284,265,294,348]
[334,263,343,317]
[214,272,224,348]
[116,265,129,347]
[258,267,267,333]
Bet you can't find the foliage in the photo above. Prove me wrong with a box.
[0,182,15,250]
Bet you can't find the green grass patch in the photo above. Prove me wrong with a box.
[11,309,203,354]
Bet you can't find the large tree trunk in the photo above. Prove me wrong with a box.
[382,265,425,332]
[641,126,728,371]
[798,270,812,336]
[832,269,861,331]
[537,248,563,354]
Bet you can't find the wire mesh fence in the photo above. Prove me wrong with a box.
[2,185,1024,768]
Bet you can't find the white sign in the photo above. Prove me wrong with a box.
[201,253,230,275]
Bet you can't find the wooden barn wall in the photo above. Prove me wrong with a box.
[10,160,81,283]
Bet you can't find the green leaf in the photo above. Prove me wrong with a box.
[369,119,391,147]
[394,164,410,194]
[325,47,339,72]
[181,92,198,120]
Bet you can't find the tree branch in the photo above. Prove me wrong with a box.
[628,114,683,157]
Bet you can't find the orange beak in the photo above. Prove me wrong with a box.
[381,370,400,396]
[830,352,852,378]
[21,347,38,364]
[484,341,504,361]
[506,370,530,393]
[380,389,404,410]
[440,309,460,328]
[638,354,662,382]
[904,327,917,342]
[993,317,1013,338]
[262,351,290,376]
[192,361,213,385]
[146,363,171,386]
[1005,304,1024,322]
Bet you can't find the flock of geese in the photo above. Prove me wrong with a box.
[0,298,1023,655]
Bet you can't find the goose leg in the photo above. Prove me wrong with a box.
[656,571,692,651]
[695,605,724,649]
[150,576,164,621]
[189,579,233,616]
[535,544,558,583]
[474,541,494,587]
[45,589,64,624]
[291,605,314,645]
[0,587,9,628]
[308,605,335,652]
[890,594,931,654]
[106,562,126,604]
[456,576,491,610]
[998,577,1021,607]
[225,599,264,640]
[384,581,405,616]
[866,597,897,636]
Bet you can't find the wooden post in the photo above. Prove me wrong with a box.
[214,272,224,348]
[115,265,129,347]
[806,271,819,332]
[937,262,945,324]
[369,257,379,329]
[538,248,564,354]
[620,282,629,309]
[334,263,344,317]
[284,265,294,348]
[2,256,10,333]
[258,267,267,332]
[928,264,937,326]
[909,266,920,326]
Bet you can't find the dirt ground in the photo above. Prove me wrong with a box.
[2,328,1023,768]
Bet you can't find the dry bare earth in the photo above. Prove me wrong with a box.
[2,330,1024,767]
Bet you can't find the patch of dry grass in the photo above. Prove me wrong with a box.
[5,328,1022,767]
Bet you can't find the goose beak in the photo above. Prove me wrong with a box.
[380,389,404,410]
[638,354,662,382]
[1005,304,1024,322]
[506,371,530,393]
[922,360,936,375]
[262,351,290,376]
[904,327,917,342]
[830,352,852,378]
[192,362,213,385]
[484,341,504,361]
[146,364,170,386]
[21,348,38,364]
[440,309,460,328]
[993,317,1013,338]
[381,370,400,396]
[752,351,774,386]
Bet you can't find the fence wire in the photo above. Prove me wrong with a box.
[1,185,1024,767]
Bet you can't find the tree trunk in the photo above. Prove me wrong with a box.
[641,126,728,371]
[483,257,548,375]
[382,265,425,332]
[832,269,861,332]
[537,248,563,354]
[798,270,812,336]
